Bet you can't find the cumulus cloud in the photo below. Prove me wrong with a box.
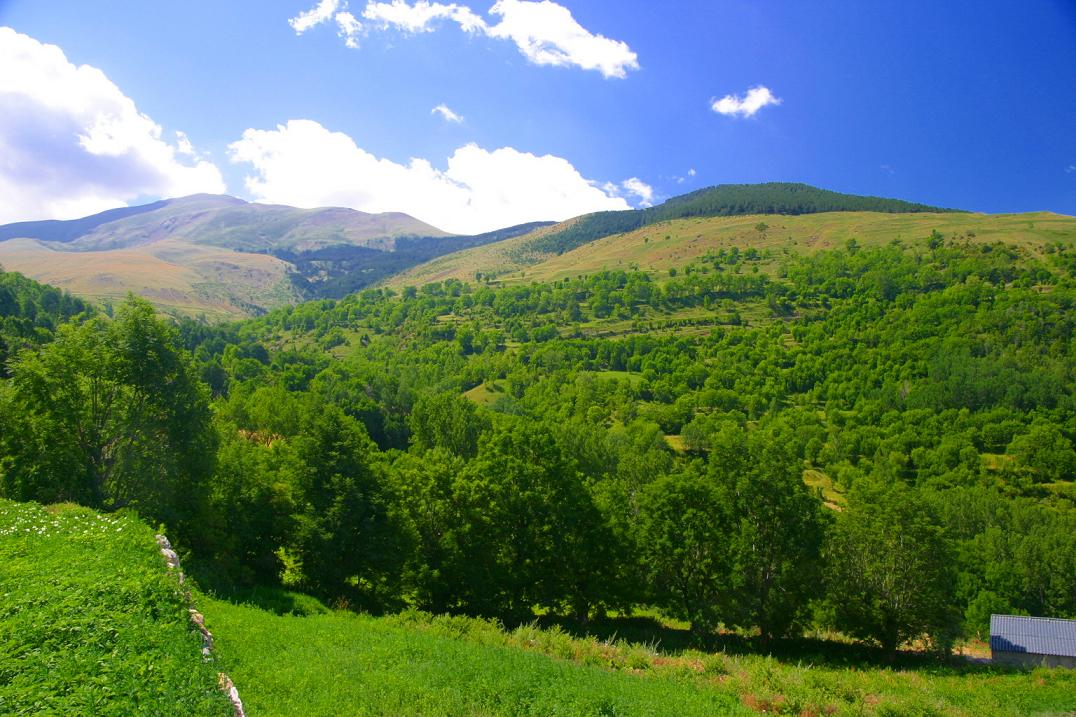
[484,0,639,78]
[292,0,639,78]
[0,27,225,224]
[620,177,653,206]
[432,103,464,123]
[711,85,781,118]
[229,119,632,234]
[1067,165,1076,174]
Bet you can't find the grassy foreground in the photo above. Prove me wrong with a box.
[0,499,231,716]
[203,596,748,716]
[204,594,1076,717]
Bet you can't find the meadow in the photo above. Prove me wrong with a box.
[202,591,1076,717]
[0,499,230,716]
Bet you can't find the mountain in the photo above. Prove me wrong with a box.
[0,194,448,252]
[0,195,511,318]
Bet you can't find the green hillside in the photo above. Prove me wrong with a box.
[523,182,959,257]
[0,499,231,715]
[390,208,1075,287]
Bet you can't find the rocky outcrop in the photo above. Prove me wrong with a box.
[156,534,246,717]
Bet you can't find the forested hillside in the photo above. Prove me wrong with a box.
[2,227,1072,666]
[521,182,957,256]
[0,267,92,375]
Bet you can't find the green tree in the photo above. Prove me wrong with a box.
[202,421,296,585]
[451,421,610,618]
[287,403,405,604]
[389,448,468,612]
[1006,422,1076,483]
[408,391,489,458]
[825,478,959,656]
[637,468,733,636]
[1,297,215,536]
[709,425,827,642]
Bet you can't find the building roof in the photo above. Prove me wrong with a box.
[990,614,1076,657]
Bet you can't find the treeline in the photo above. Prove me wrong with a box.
[0,236,1073,657]
[523,182,959,256]
[0,267,93,376]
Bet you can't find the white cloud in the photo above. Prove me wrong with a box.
[289,0,341,33]
[175,131,195,156]
[688,168,696,176]
[1067,165,1076,174]
[485,0,639,78]
[229,119,630,234]
[620,177,653,206]
[432,103,464,123]
[335,11,364,47]
[293,0,639,78]
[288,0,363,47]
[711,85,781,118]
[363,1,485,33]
[0,27,225,224]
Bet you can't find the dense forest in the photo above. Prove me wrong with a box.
[0,231,1072,656]
[522,182,960,257]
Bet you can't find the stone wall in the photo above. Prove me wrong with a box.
[156,534,247,717]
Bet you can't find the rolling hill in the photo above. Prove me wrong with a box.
[388,188,1072,288]
[0,195,489,317]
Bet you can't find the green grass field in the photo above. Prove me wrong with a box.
[202,597,749,717]
[0,499,230,716]
[201,593,1076,717]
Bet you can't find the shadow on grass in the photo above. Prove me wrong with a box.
[186,561,332,617]
[528,613,997,676]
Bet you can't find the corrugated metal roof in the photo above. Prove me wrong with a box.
[990,614,1076,657]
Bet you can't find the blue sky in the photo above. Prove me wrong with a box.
[0,0,1074,232]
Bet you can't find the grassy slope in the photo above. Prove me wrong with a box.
[203,597,1076,717]
[389,211,1076,287]
[204,597,749,717]
[0,499,230,716]
[0,237,301,319]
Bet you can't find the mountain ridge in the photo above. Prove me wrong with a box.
[0,194,451,253]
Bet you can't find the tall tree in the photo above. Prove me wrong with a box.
[825,477,959,656]
[709,424,827,642]
[287,403,404,603]
[636,468,734,636]
[1,296,215,535]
